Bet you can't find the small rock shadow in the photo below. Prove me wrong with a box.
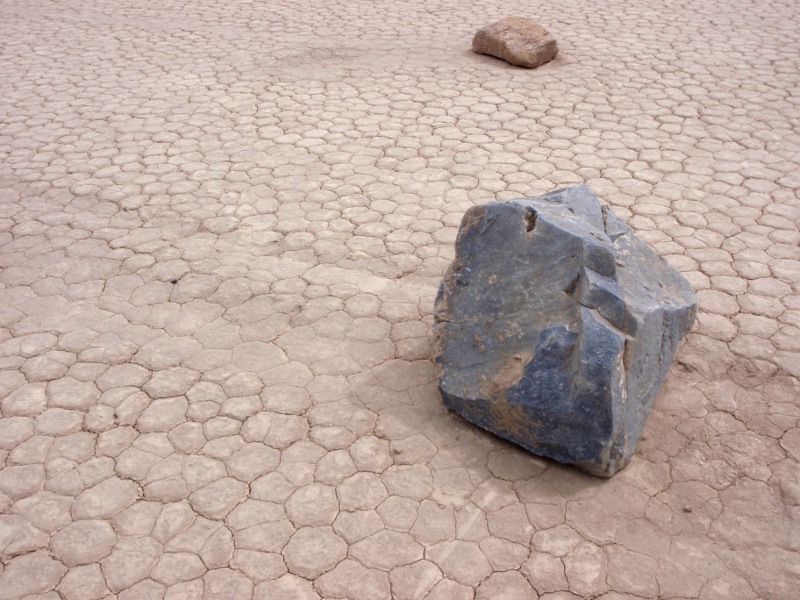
[463,47,567,71]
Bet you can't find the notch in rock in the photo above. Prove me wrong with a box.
[525,209,538,233]
[564,274,580,295]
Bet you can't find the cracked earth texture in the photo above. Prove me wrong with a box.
[0,0,798,599]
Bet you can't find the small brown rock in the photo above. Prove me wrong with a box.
[472,17,558,68]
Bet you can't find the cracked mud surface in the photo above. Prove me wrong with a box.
[0,0,798,598]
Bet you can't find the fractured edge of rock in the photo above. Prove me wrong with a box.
[472,17,558,69]
[433,185,697,476]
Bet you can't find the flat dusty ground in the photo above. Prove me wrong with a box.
[0,1,798,599]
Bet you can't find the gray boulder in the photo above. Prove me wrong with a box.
[434,185,696,476]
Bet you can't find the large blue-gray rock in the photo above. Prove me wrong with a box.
[433,185,696,476]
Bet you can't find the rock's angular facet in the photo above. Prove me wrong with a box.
[472,17,558,69]
[434,185,696,476]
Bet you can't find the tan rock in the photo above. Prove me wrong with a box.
[472,17,558,69]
